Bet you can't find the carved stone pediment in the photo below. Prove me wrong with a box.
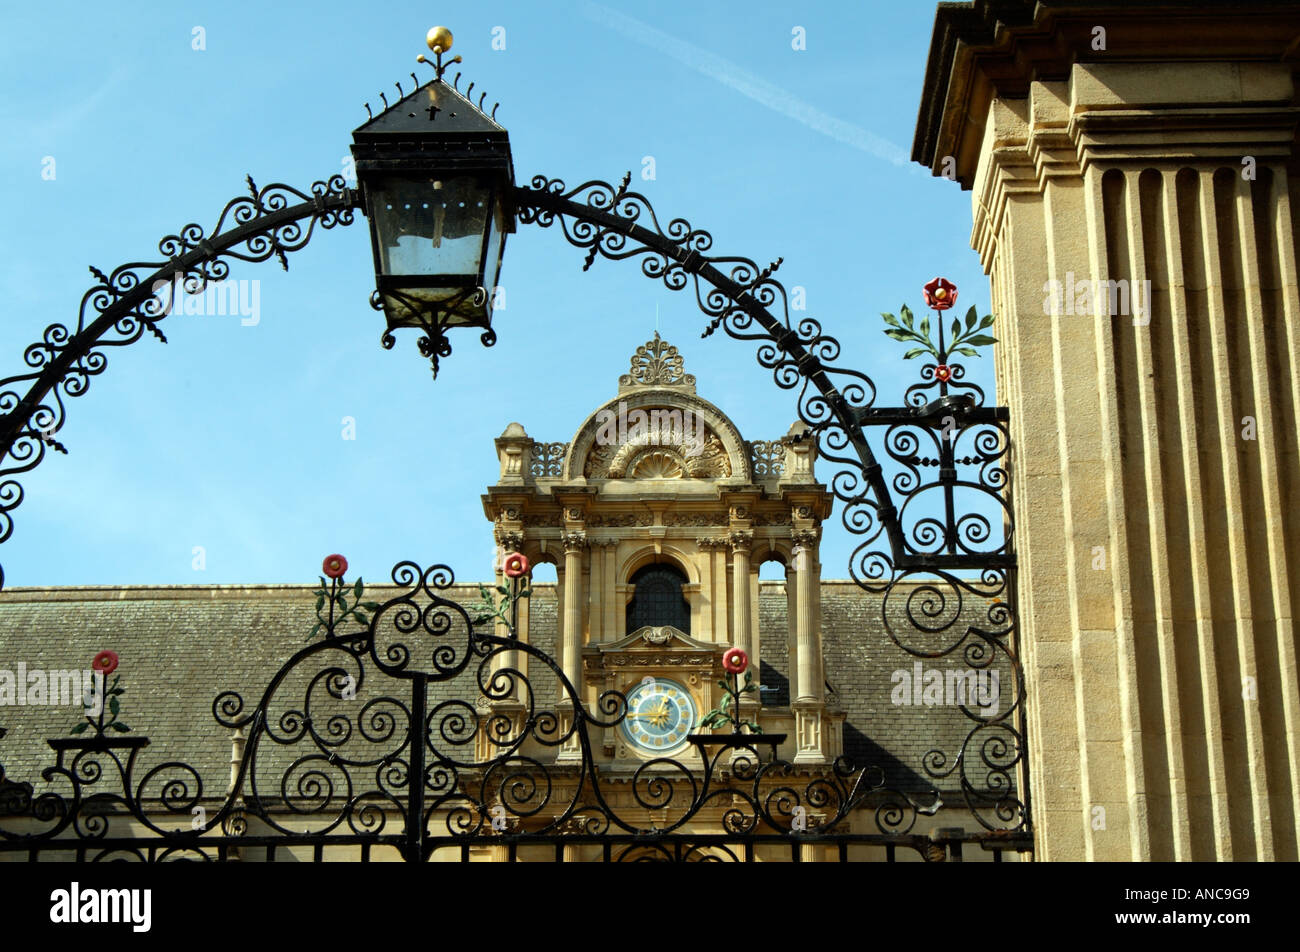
[583,626,719,669]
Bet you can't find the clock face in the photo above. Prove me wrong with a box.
[620,678,698,754]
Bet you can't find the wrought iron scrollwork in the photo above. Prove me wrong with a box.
[0,167,1031,850]
[0,175,361,591]
[1,560,1020,862]
[513,175,1028,834]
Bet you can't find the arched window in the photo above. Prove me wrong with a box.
[626,564,690,634]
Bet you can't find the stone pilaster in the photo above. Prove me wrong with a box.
[914,0,1300,861]
[791,526,825,763]
[557,529,587,762]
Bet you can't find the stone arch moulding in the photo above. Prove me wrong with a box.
[751,541,792,567]
[563,388,752,483]
[619,544,700,588]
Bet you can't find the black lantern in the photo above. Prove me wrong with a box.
[351,29,515,369]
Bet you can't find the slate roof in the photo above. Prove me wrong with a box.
[0,579,1017,804]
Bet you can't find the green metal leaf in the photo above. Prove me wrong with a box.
[496,585,509,595]
[110,722,131,732]
[109,697,120,717]
[315,595,324,612]
[361,602,380,611]
[902,347,928,360]
[353,579,363,599]
[953,346,979,357]
[881,312,899,327]
[70,722,88,734]
[951,318,960,340]
[307,622,322,641]
[883,329,917,342]
[966,306,978,331]
[918,314,930,341]
[900,304,914,329]
[980,314,995,328]
[963,334,998,346]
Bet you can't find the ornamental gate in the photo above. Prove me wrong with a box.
[0,60,1031,862]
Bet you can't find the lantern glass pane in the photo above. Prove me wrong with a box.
[481,195,506,299]
[373,176,490,278]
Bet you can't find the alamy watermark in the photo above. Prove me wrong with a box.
[150,271,261,326]
[890,662,1001,715]
[0,662,102,714]
[1043,271,1151,325]
[593,401,706,457]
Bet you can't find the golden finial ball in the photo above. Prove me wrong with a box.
[426,26,453,53]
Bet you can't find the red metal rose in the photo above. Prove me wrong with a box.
[502,552,530,579]
[923,277,957,311]
[323,554,348,579]
[722,647,749,675]
[92,650,119,676]
[934,364,952,382]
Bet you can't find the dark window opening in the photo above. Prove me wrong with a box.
[626,564,690,634]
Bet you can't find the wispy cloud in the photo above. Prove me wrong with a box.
[579,1,908,167]
[16,66,130,144]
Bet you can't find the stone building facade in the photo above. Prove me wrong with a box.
[913,0,1300,860]
[0,333,1015,861]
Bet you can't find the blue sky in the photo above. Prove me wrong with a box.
[0,0,998,587]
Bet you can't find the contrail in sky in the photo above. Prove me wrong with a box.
[579,1,909,167]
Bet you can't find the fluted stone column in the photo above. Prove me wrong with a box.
[914,0,1300,860]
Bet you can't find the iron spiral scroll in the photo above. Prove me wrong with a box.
[0,560,988,862]
[0,169,1029,853]
[514,174,1027,834]
[0,175,362,591]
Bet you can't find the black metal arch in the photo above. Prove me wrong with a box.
[0,169,1012,590]
[0,175,361,591]
[0,168,1028,839]
[513,175,1014,581]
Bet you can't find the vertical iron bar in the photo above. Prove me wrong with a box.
[407,673,427,863]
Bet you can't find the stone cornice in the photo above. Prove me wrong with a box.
[971,63,1300,268]
[913,0,1300,187]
